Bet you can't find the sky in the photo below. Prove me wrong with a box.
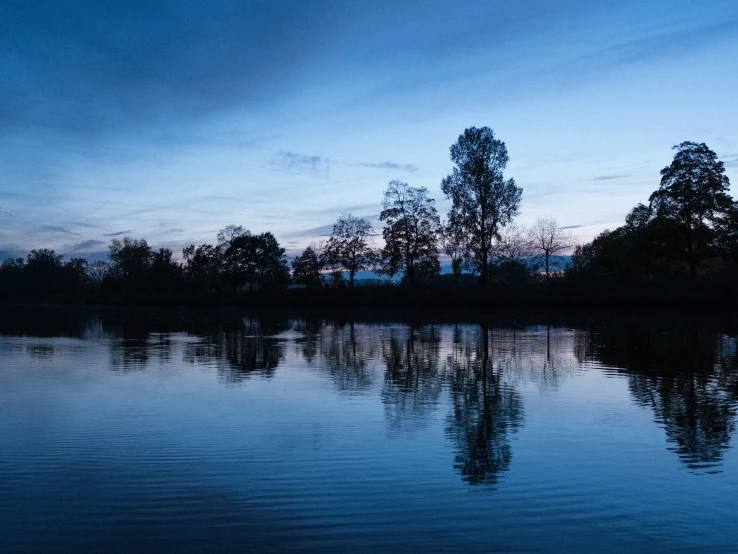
[1,0,738,261]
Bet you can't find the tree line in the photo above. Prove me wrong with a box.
[1,128,737,302]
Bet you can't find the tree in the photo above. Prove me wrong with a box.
[716,201,738,265]
[60,257,89,294]
[108,237,152,283]
[183,244,222,291]
[322,213,375,287]
[217,225,250,283]
[25,249,64,295]
[529,217,573,279]
[440,221,467,282]
[0,258,25,295]
[86,261,110,286]
[649,142,732,277]
[292,245,324,289]
[379,180,441,285]
[493,224,534,282]
[149,248,182,290]
[375,236,402,284]
[225,232,290,290]
[441,126,522,284]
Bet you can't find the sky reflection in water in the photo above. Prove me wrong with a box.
[1,311,737,552]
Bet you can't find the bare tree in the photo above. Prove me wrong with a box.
[493,224,533,281]
[323,213,375,287]
[86,260,110,286]
[529,217,573,279]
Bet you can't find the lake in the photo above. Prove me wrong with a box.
[1,309,737,552]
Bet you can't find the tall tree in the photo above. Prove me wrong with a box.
[323,213,374,287]
[649,142,732,277]
[529,217,573,279]
[441,126,522,284]
[379,180,441,285]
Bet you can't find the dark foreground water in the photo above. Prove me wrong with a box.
[1,310,737,552]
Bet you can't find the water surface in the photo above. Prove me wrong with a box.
[1,310,737,552]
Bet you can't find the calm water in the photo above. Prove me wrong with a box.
[1,310,737,552]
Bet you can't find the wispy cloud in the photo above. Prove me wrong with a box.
[283,224,335,238]
[561,225,585,229]
[70,239,106,251]
[355,161,419,173]
[103,230,134,237]
[271,151,333,176]
[40,225,82,236]
[594,174,629,181]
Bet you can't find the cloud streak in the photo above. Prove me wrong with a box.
[70,239,106,251]
[355,161,419,173]
[271,151,333,176]
[593,174,629,181]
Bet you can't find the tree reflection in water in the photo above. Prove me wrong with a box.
[313,321,380,394]
[576,325,738,471]
[381,324,444,433]
[445,325,524,486]
[4,307,737,478]
[182,316,287,381]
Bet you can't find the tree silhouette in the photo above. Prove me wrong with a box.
[182,244,222,291]
[224,232,290,290]
[379,180,441,285]
[529,217,573,279]
[217,225,249,286]
[149,247,182,290]
[292,245,324,289]
[322,213,375,287]
[86,260,110,286]
[375,233,402,284]
[492,223,534,282]
[25,249,64,295]
[108,237,153,286]
[650,142,732,277]
[441,127,522,284]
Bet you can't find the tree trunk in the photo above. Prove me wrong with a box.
[480,244,488,285]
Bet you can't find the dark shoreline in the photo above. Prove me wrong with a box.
[3,287,738,333]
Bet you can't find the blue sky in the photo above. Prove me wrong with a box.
[1,0,737,260]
